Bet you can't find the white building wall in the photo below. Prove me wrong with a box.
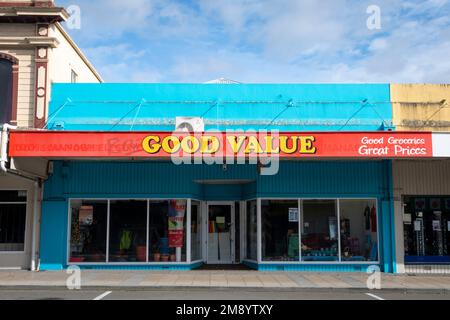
[47,24,101,84]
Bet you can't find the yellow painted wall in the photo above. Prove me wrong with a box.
[391,84,450,132]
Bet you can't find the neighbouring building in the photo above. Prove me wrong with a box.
[7,82,450,273]
[0,0,101,270]
[391,84,450,274]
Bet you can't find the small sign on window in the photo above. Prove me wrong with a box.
[288,208,298,222]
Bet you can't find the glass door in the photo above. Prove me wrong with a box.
[207,202,234,264]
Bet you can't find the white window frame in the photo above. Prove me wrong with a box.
[241,199,258,264]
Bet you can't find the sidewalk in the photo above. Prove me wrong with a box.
[1,270,450,290]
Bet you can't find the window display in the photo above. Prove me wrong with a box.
[69,198,187,264]
[148,200,187,262]
[262,200,299,261]
[339,199,378,261]
[69,200,107,262]
[109,200,147,262]
[301,200,338,261]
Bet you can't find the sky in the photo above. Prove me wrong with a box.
[56,0,450,83]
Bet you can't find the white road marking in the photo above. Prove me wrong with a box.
[93,291,112,300]
[365,292,385,300]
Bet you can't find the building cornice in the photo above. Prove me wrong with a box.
[0,36,59,48]
[0,6,68,22]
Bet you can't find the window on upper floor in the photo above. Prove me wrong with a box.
[0,58,13,124]
[71,69,78,83]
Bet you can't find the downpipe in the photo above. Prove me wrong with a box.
[1,124,44,271]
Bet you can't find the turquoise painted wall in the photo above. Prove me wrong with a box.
[40,160,395,271]
[47,83,393,131]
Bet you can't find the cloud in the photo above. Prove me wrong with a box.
[56,0,450,83]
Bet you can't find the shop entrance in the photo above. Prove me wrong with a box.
[206,202,235,264]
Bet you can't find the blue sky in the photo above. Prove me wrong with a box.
[57,0,450,83]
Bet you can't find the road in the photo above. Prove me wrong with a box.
[0,287,449,300]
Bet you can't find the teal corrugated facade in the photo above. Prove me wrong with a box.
[41,160,394,271]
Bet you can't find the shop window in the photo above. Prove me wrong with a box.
[0,191,26,252]
[0,58,13,123]
[109,200,147,262]
[262,200,299,261]
[339,199,378,261]
[148,200,187,262]
[301,200,339,261]
[191,200,202,261]
[69,200,107,262]
[403,196,450,263]
[246,200,257,260]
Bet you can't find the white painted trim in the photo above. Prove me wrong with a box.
[146,200,149,263]
[0,251,26,254]
[105,200,110,263]
[298,199,302,262]
[337,199,342,262]
[239,201,245,262]
[257,198,262,263]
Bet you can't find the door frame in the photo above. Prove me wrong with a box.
[204,201,236,264]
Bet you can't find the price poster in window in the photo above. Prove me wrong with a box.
[168,200,186,247]
[288,208,298,222]
[79,206,94,226]
[432,220,441,231]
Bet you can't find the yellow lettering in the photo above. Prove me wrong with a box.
[142,135,161,154]
[181,136,200,154]
[161,136,181,154]
[245,136,263,154]
[227,135,247,153]
[201,136,220,154]
[298,136,316,154]
[264,136,280,154]
[279,136,298,154]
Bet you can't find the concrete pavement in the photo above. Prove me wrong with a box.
[1,270,450,291]
[1,287,450,300]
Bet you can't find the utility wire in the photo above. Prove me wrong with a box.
[107,103,143,131]
[44,98,72,129]
[418,101,449,131]
[129,99,145,132]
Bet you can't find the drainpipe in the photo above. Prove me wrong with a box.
[30,180,40,271]
[1,124,45,271]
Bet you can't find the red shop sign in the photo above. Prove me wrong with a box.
[8,131,434,159]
